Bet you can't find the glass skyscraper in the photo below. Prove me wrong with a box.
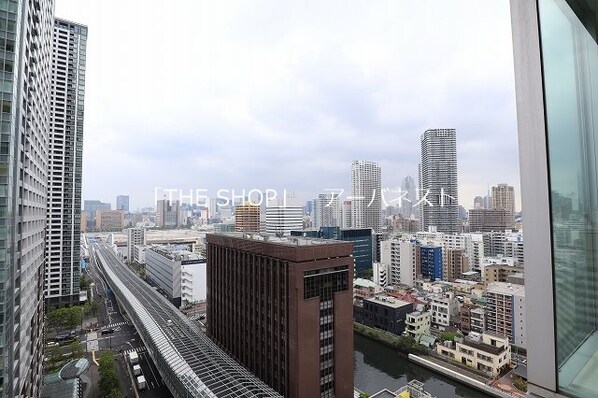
[419,129,459,234]
[511,0,598,396]
[0,0,54,396]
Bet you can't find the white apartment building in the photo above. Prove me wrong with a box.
[462,233,484,270]
[45,18,88,307]
[133,245,147,265]
[373,262,389,287]
[380,239,417,287]
[503,234,524,265]
[405,311,431,340]
[314,192,342,228]
[470,307,486,334]
[342,200,352,229]
[127,227,146,261]
[429,293,459,328]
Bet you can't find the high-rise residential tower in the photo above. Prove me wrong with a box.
[491,184,515,228]
[45,18,87,307]
[419,129,459,233]
[234,202,260,232]
[351,160,382,232]
[400,176,417,219]
[0,1,55,396]
[511,1,597,396]
[116,195,129,212]
[314,192,342,228]
[207,233,354,398]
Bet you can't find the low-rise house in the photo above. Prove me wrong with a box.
[354,278,382,300]
[405,311,431,341]
[470,307,486,334]
[436,332,511,377]
[354,294,414,335]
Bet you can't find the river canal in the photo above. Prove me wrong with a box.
[354,334,489,397]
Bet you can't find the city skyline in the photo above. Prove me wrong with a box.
[55,0,521,211]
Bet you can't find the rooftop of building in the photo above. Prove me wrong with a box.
[86,229,205,245]
[206,232,354,262]
[354,278,378,288]
[407,311,430,319]
[459,333,509,355]
[453,279,481,286]
[486,281,525,296]
[470,306,486,314]
[482,256,516,265]
[148,244,204,261]
[209,232,350,247]
[366,294,412,309]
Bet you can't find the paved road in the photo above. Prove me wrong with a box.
[93,243,281,398]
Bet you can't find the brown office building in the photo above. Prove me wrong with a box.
[206,233,354,398]
[235,202,261,232]
[95,210,125,230]
[468,208,510,232]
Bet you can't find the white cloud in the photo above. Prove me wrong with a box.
[56,0,520,210]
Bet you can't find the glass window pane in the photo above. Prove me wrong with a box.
[539,0,598,396]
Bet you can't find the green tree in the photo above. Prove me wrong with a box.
[67,341,84,358]
[105,389,125,398]
[513,377,528,392]
[98,352,121,397]
[440,331,459,342]
[358,393,370,398]
[46,306,83,330]
[80,275,89,290]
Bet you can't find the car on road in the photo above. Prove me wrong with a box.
[45,342,59,347]
[101,328,115,335]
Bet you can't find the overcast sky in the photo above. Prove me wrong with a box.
[55,0,520,211]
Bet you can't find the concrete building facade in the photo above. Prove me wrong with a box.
[45,18,87,307]
[145,245,206,308]
[405,311,431,341]
[234,202,260,233]
[314,192,342,228]
[126,227,146,262]
[96,210,124,230]
[491,184,515,228]
[485,282,526,349]
[156,199,180,227]
[380,239,416,287]
[436,333,511,377]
